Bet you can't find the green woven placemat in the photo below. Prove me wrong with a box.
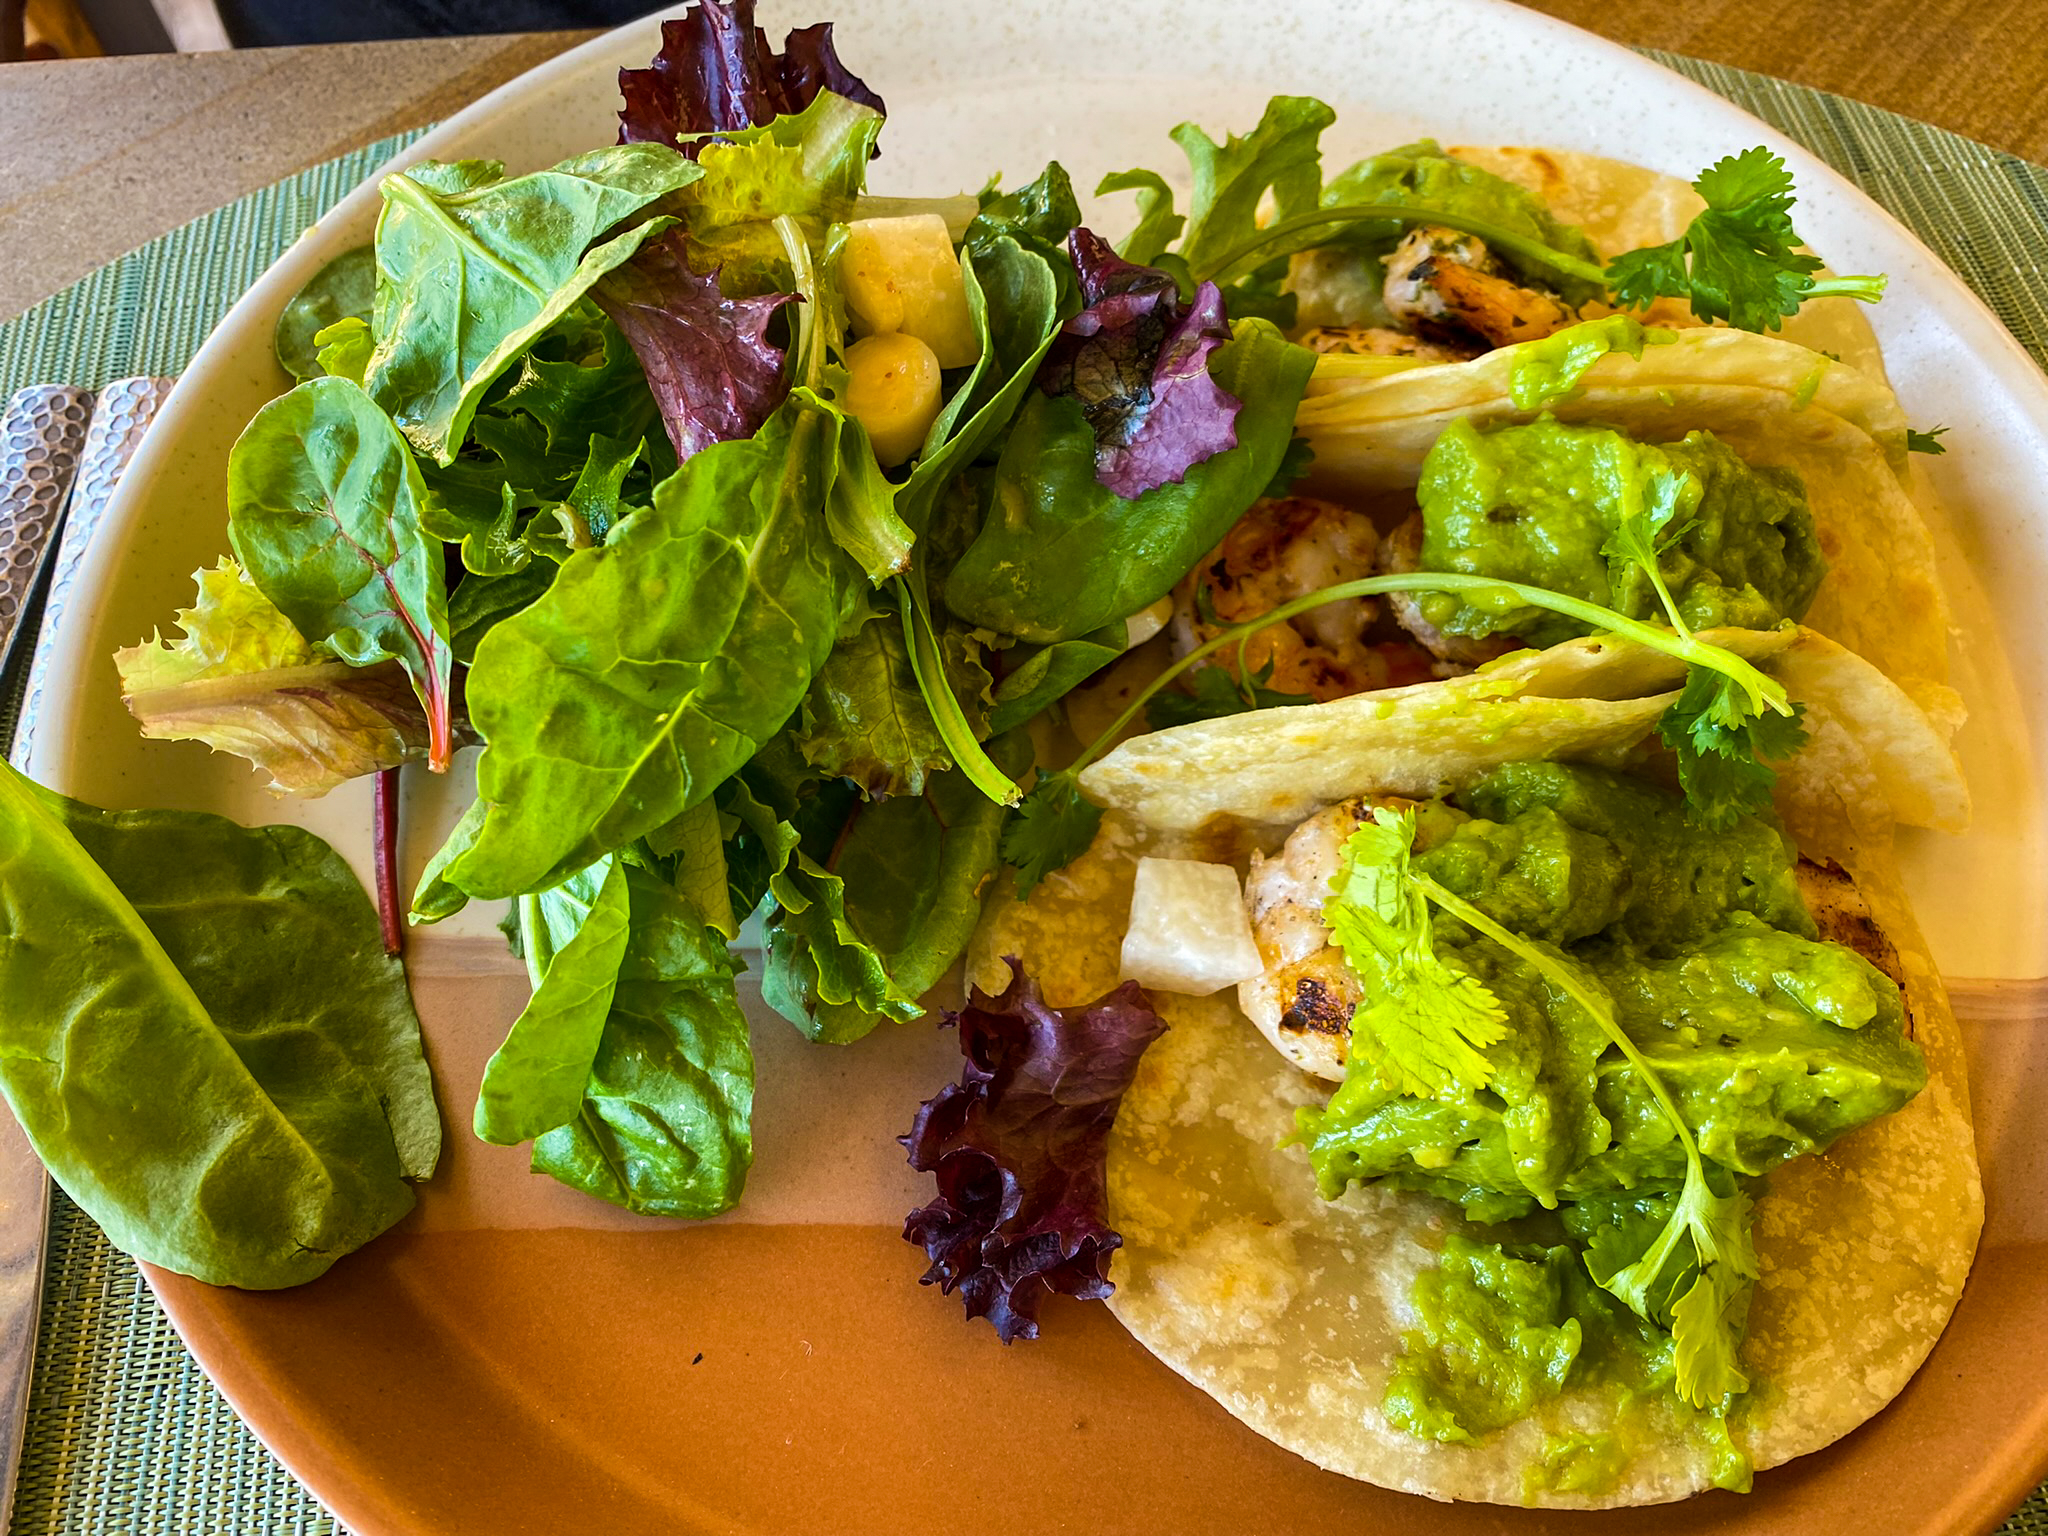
[1,51,2045,1536]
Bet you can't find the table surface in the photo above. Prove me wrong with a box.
[1,0,2046,323]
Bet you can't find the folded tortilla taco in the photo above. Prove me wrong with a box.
[969,628,1978,1508]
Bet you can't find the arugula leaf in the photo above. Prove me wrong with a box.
[1605,148,1885,333]
[1906,425,1949,455]
[1001,771,1104,901]
[364,146,700,462]
[274,245,374,381]
[1168,96,1335,285]
[944,318,1316,644]
[530,864,754,1217]
[968,162,1084,275]
[1657,664,1810,830]
[448,393,860,900]
[227,376,455,772]
[1324,808,1509,1098]
[474,855,631,1146]
[1094,168,1183,266]
[1146,658,1313,729]
[0,764,437,1287]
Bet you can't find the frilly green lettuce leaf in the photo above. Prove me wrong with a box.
[115,559,459,796]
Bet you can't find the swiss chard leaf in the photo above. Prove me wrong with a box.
[364,145,701,462]
[943,318,1316,643]
[530,863,754,1218]
[226,376,456,772]
[616,0,885,152]
[448,393,859,900]
[473,855,632,1147]
[901,959,1167,1341]
[0,764,438,1288]
[590,231,794,462]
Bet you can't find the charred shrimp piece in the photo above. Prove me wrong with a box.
[1376,512,1520,667]
[1796,857,1916,1038]
[1300,325,1476,362]
[1238,797,1381,1081]
[1168,497,1393,702]
[1382,225,1577,350]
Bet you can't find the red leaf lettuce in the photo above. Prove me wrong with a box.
[900,959,1167,1342]
[592,231,796,461]
[617,0,885,154]
[1036,227,1242,499]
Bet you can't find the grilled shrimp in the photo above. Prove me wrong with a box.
[1300,325,1475,362]
[1169,497,1408,702]
[1377,512,1520,667]
[1382,225,1577,350]
[1238,798,1379,1081]
[1240,808,1918,1082]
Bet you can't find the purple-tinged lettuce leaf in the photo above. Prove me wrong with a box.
[617,0,885,153]
[115,559,475,795]
[900,959,1167,1342]
[1036,227,1242,498]
[591,231,795,461]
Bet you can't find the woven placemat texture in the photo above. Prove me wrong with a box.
[0,50,2044,1536]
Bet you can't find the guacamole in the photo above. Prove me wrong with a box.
[1412,417,1827,649]
[1299,764,1924,1464]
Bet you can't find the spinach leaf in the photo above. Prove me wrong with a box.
[364,145,701,463]
[227,376,456,770]
[941,319,1317,643]
[762,730,1030,1043]
[987,623,1126,735]
[275,245,374,382]
[0,764,438,1289]
[474,855,631,1147]
[966,162,1084,309]
[531,864,753,1218]
[411,797,484,924]
[795,604,951,796]
[448,394,859,900]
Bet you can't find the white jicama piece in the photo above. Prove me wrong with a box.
[1120,858,1265,996]
[841,214,979,367]
[844,332,942,467]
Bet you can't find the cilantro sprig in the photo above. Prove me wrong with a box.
[1190,146,1882,336]
[1332,809,1758,1409]
[998,569,1801,894]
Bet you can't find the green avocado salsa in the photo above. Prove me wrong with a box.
[1412,417,1827,650]
[1298,763,1924,1481]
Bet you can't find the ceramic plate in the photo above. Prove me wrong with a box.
[26,2,2048,1530]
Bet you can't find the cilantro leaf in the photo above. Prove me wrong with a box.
[1906,425,1950,455]
[1000,772,1104,900]
[1598,458,1700,633]
[1146,658,1313,729]
[1324,808,1509,1098]
[1657,665,1808,830]
[1605,147,1885,332]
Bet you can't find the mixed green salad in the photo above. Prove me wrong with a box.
[0,0,1908,1294]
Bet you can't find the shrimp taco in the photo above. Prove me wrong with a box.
[969,626,1978,1506]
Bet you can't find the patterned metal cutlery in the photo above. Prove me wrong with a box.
[0,377,177,1533]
